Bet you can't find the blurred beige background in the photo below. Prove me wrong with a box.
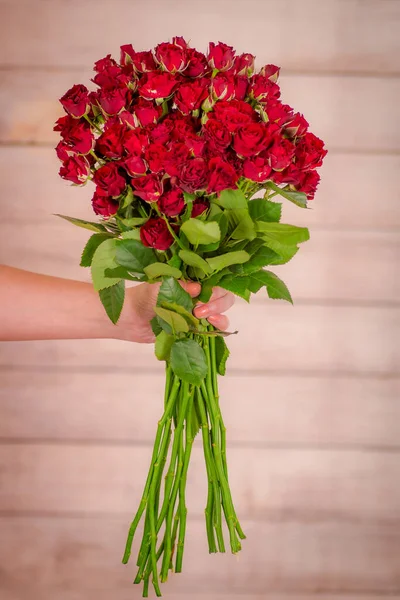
[0,0,400,598]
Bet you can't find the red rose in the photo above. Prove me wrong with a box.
[139,72,179,100]
[185,134,206,157]
[179,158,209,193]
[249,74,280,102]
[296,170,320,200]
[208,42,235,71]
[149,119,174,145]
[131,173,163,202]
[123,127,149,155]
[93,163,126,197]
[92,65,131,91]
[203,119,231,151]
[233,122,271,157]
[97,86,128,115]
[207,157,239,193]
[234,75,248,101]
[120,44,135,65]
[60,84,90,118]
[133,98,162,126]
[131,51,158,73]
[265,99,293,126]
[123,155,147,176]
[285,113,309,138]
[164,143,191,177]
[234,53,255,76]
[271,163,301,186]
[140,217,175,250]
[185,49,210,78]
[168,113,198,141]
[155,42,188,73]
[55,140,75,161]
[94,55,118,73]
[175,79,209,114]
[295,132,327,170]
[266,137,296,171]
[59,155,90,184]
[118,110,136,128]
[158,188,185,216]
[54,115,94,154]
[172,36,188,49]
[191,198,209,217]
[213,100,257,133]
[96,122,126,158]
[260,64,280,82]
[92,189,119,216]
[243,154,272,182]
[211,72,235,101]
[145,143,168,173]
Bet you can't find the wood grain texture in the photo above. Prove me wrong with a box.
[1,372,399,449]
[1,0,399,74]
[1,303,398,373]
[1,70,399,151]
[0,518,399,594]
[1,443,399,519]
[2,147,400,231]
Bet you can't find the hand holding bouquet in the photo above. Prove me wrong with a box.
[54,37,327,597]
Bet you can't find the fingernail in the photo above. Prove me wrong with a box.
[196,306,208,318]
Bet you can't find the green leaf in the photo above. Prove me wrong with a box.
[120,217,148,227]
[115,239,156,272]
[231,245,280,275]
[120,186,134,210]
[215,336,230,376]
[180,219,221,246]
[225,208,256,240]
[179,250,212,274]
[151,317,162,336]
[104,266,144,281]
[159,302,199,327]
[248,270,293,303]
[197,212,228,252]
[218,274,251,302]
[121,229,141,240]
[98,281,125,324]
[144,263,182,280]
[80,234,112,267]
[155,331,174,361]
[206,250,250,272]
[154,306,189,334]
[215,188,247,209]
[197,269,229,303]
[168,254,183,270]
[256,222,310,245]
[248,198,282,223]
[157,277,193,313]
[55,214,107,233]
[91,239,121,291]
[263,240,299,265]
[267,182,308,208]
[170,338,208,385]
[183,192,196,204]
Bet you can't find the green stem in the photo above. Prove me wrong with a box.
[83,113,103,134]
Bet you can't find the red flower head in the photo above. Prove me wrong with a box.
[175,79,210,114]
[122,155,147,176]
[155,42,188,73]
[234,75,249,101]
[259,64,280,82]
[131,51,158,73]
[266,137,296,171]
[233,122,274,157]
[285,113,309,138]
[55,140,76,161]
[96,122,126,159]
[208,42,235,71]
[207,157,239,194]
[59,155,90,184]
[134,98,163,126]
[185,49,210,78]
[296,170,320,200]
[93,163,127,197]
[60,84,90,118]
[211,72,235,101]
[234,53,255,76]
[131,173,163,202]
[243,153,272,182]
[203,119,231,151]
[172,36,188,49]
[164,143,191,177]
[212,100,257,133]
[158,187,185,216]
[149,119,174,145]
[97,86,129,115]
[54,115,94,155]
[271,163,302,186]
[139,72,179,100]
[265,99,294,126]
[94,54,119,73]
[145,143,168,173]
[249,74,280,102]
[178,158,209,193]
[91,189,119,217]
[295,132,327,170]
[140,217,175,250]
[191,198,210,217]
[123,127,149,155]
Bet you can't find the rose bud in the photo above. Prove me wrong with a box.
[175,79,210,114]
[233,75,249,101]
[54,115,94,155]
[185,135,206,157]
[131,50,158,73]
[186,49,211,78]
[155,42,188,73]
[60,84,90,118]
[120,44,135,66]
[265,99,293,126]
[172,36,188,50]
[94,54,118,73]
[123,127,149,156]
[285,112,309,138]
[213,100,257,133]
[235,53,255,77]
[207,42,235,71]
[92,189,119,217]
[145,143,168,173]
[272,163,301,186]
[123,155,147,176]
[158,187,185,216]
[55,140,75,161]
[96,122,126,158]
[93,163,127,197]
[133,97,163,127]
[118,109,136,128]
[295,169,320,200]
[131,173,163,202]
[191,198,210,217]
[97,86,128,115]
[295,132,327,170]
[267,137,296,171]
[233,122,272,157]
[59,155,90,184]
[243,154,272,182]
[138,72,179,100]
[249,74,280,102]
[211,72,235,101]
[179,157,209,193]
[207,156,239,194]
[203,119,231,151]
[140,217,175,251]
[260,64,281,82]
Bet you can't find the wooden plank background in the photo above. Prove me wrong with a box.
[0,0,399,598]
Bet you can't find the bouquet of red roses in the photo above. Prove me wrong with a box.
[54,37,327,597]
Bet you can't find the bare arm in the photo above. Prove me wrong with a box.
[0,265,234,343]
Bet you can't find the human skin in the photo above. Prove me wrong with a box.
[0,265,234,343]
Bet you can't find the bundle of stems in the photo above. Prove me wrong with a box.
[122,327,245,597]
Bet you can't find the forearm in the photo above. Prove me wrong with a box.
[0,265,118,341]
